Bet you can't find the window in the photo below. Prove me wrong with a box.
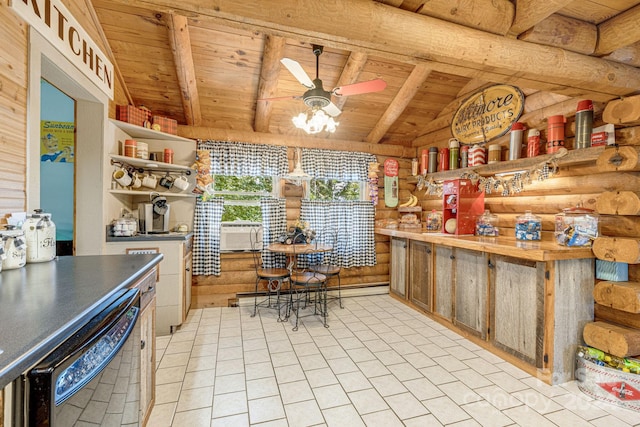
[212,175,275,222]
[308,178,364,201]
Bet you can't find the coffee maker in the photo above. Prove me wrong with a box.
[139,194,170,233]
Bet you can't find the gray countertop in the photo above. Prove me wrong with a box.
[106,230,193,242]
[0,254,163,388]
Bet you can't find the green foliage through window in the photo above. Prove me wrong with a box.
[213,175,273,222]
[309,179,361,201]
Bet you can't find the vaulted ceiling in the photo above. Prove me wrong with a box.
[91,0,640,147]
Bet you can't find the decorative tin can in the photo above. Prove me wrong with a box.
[438,147,449,171]
[488,145,502,163]
[547,115,566,154]
[468,145,486,166]
[460,145,469,168]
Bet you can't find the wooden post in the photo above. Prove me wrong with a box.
[593,237,640,264]
[596,146,640,172]
[593,281,640,313]
[596,191,640,215]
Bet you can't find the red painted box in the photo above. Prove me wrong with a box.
[152,116,178,135]
[116,105,151,127]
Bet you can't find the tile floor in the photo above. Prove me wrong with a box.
[148,294,640,426]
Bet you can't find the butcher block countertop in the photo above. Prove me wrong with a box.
[0,254,162,389]
[375,228,595,262]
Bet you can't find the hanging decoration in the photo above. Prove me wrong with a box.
[368,162,380,208]
[416,148,567,197]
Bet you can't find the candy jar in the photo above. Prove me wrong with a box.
[425,210,442,233]
[475,209,499,236]
[515,210,542,241]
[554,205,599,246]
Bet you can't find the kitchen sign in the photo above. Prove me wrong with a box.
[451,84,524,145]
[10,0,114,99]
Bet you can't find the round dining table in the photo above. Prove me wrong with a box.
[267,242,333,271]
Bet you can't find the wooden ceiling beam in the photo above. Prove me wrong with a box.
[331,51,368,111]
[508,0,574,37]
[366,64,432,144]
[595,4,640,56]
[416,0,514,36]
[108,0,640,99]
[166,14,202,126]
[518,14,597,55]
[254,35,286,133]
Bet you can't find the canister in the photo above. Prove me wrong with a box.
[460,145,469,168]
[509,122,525,160]
[135,141,149,160]
[164,148,174,164]
[554,205,599,246]
[438,147,449,171]
[421,149,428,174]
[411,158,419,176]
[527,128,541,157]
[425,210,442,232]
[488,145,502,163]
[515,210,542,241]
[575,100,593,149]
[476,209,499,236]
[124,139,137,157]
[468,145,486,166]
[1,227,27,270]
[22,209,56,263]
[428,147,438,173]
[546,115,566,154]
[449,138,459,170]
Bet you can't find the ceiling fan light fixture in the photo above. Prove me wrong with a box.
[292,107,339,134]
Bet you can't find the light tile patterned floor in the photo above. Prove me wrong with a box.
[148,295,640,426]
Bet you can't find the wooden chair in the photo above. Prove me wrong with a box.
[250,227,290,320]
[288,234,328,331]
[309,227,343,308]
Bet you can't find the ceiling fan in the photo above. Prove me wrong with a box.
[259,44,387,117]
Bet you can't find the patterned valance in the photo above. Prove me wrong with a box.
[197,140,289,177]
[301,148,377,181]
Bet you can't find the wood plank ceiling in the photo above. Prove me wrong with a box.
[91,0,640,147]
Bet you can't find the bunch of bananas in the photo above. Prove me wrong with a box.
[399,194,418,207]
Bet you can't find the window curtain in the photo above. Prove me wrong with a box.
[301,148,376,181]
[301,200,376,268]
[192,140,289,276]
[198,140,288,176]
[192,197,224,275]
[260,197,287,269]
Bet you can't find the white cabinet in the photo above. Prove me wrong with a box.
[105,238,192,335]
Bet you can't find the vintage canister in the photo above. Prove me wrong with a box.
[22,209,56,262]
[468,144,486,166]
[547,115,566,153]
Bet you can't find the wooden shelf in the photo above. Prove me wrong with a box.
[110,119,193,143]
[408,146,605,183]
[110,154,195,174]
[109,189,196,198]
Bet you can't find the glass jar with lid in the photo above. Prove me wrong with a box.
[554,205,599,246]
[476,209,499,236]
[425,210,442,232]
[515,210,541,241]
[1,226,27,270]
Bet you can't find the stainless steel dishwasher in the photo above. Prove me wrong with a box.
[22,288,141,426]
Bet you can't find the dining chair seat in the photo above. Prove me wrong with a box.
[250,227,290,320]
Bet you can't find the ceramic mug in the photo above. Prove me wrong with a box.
[131,173,143,189]
[159,174,174,189]
[174,174,190,191]
[113,167,132,187]
[141,173,158,189]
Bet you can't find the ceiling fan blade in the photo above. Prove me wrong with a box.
[257,95,302,102]
[333,78,387,97]
[323,102,342,117]
[280,58,315,89]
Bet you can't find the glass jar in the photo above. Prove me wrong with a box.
[475,209,499,236]
[515,210,541,241]
[1,226,27,270]
[425,210,442,233]
[554,206,599,246]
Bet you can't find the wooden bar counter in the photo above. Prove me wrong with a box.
[376,227,595,385]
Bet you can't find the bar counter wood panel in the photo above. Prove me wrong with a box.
[378,227,594,384]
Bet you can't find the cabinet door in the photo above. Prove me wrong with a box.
[183,251,192,323]
[140,297,156,426]
[390,237,408,298]
[454,249,488,338]
[434,245,454,320]
[409,240,433,312]
[490,255,544,366]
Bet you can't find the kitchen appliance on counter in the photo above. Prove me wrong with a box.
[138,193,170,234]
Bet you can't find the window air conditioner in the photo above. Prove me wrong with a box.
[220,222,262,251]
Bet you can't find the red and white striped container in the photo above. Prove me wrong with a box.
[468,144,486,167]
